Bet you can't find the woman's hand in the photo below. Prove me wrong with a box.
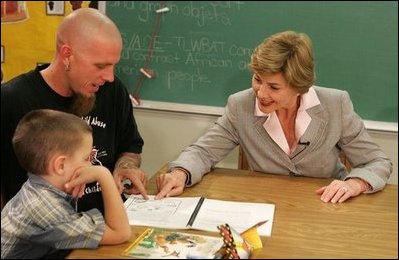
[315,178,370,203]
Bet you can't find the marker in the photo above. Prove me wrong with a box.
[156,7,170,13]
[140,68,154,79]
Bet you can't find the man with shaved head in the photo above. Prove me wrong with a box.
[1,8,148,213]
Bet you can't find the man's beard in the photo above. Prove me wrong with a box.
[71,94,96,117]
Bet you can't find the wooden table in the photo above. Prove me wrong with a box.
[67,166,398,259]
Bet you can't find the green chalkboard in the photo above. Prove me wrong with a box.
[106,1,398,122]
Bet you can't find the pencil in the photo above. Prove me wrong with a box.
[123,228,152,253]
[240,220,268,235]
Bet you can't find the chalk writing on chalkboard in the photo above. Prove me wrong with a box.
[107,1,398,122]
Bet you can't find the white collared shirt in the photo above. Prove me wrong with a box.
[254,87,320,155]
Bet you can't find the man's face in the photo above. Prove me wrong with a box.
[67,37,122,116]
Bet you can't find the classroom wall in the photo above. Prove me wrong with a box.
[1,1,101,81]
[3,2,397,186]
[134,109,398,185]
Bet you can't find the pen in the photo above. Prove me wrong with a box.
[186,197,205,228]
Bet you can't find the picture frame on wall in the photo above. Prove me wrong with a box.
[46,1,65,16]
[68,1,106,14]
[1,1,29,23]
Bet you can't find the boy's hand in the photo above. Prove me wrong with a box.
[65,166,110,198]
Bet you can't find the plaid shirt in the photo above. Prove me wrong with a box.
[1,173,105,259]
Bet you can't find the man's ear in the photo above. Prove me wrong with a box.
[51,155,67,176]
[60,44,72,68]
[60,44,72,58]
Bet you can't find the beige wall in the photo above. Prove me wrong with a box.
[368,130,398,185]
[134,109,398,185]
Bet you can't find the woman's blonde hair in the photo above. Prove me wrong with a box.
[249,31,315,93]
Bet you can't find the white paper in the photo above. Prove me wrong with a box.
[124,195,200,230]
[124,195,275,236]
[192,198,275,236]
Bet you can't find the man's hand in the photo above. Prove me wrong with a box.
[113,153,148,200]
[315,178,370,203]
[155,169,187,199]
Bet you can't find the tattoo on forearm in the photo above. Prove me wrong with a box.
[116,153,141,170]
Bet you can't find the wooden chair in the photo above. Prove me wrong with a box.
[238,146,351,171]
[339,151,352,171]
[238,146,250,170]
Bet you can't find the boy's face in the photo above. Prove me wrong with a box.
[63,133,93,185]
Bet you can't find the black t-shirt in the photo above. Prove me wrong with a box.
[1,65,144,213]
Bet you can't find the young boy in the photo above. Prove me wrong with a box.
[1,109,131,258]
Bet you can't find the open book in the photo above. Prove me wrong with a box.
[122,228,224,259]
[124,195,275,236]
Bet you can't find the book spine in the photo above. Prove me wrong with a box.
[186,197,205,228]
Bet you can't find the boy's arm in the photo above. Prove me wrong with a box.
[95,166,131,245]
[66,166,131,245]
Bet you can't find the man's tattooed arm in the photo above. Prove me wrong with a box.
[115,152,141,170]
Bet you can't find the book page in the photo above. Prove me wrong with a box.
[192,199,275,236]
[124,195,201,229]
[124,195,275,236]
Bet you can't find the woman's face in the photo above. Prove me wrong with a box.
[252,72,298,114]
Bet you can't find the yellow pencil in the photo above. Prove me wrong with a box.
[123,228,153,254]
[240,220,268,235]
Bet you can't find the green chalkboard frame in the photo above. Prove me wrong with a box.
[107,1,398,123]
